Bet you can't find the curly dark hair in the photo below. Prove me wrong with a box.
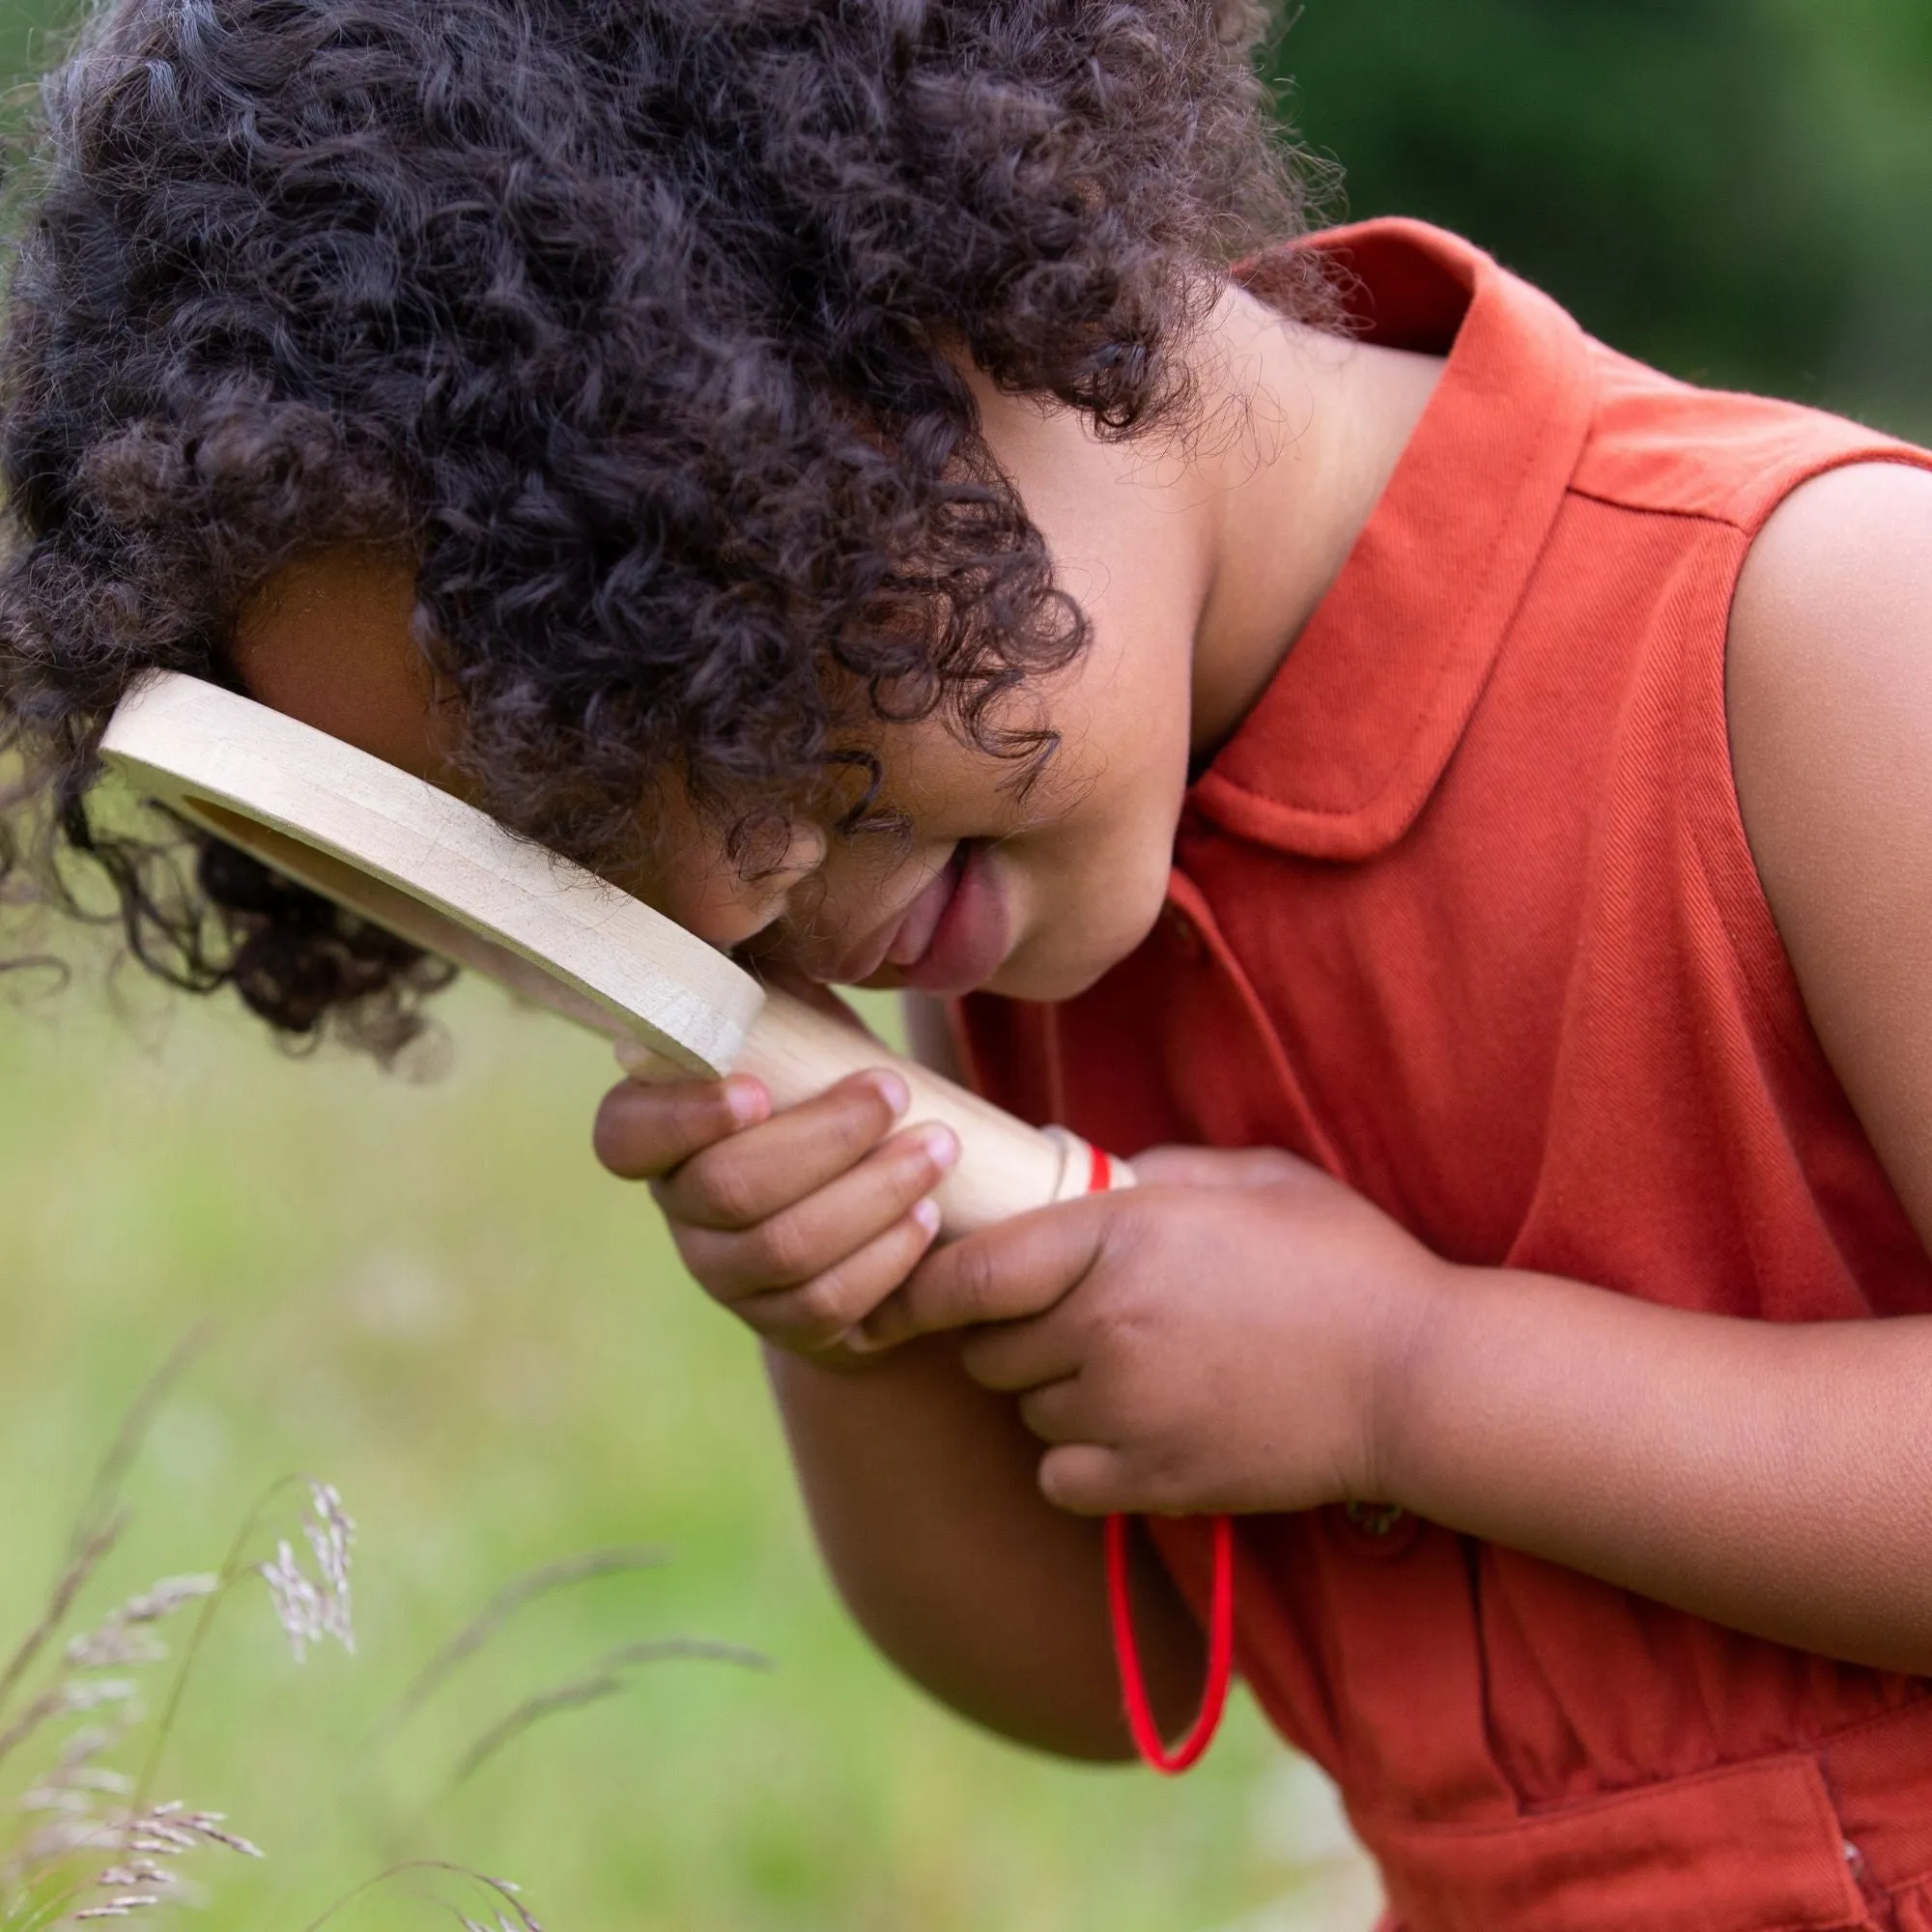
[0,0,1326,1056]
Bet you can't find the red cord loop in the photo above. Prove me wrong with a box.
[1072,1137,1236,1775]
[1105,1511,1236,1776]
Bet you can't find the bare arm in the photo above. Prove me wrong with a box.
[1381,1264,1932,1671]
[595,1037,1203,1761]
[767,1338,1203,1757]
[764,991,1201,1757]
[1375,462,1932,1671]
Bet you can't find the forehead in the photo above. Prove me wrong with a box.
[230,549,448,781]
[225,546,1055,910]
[229,546,1031,793]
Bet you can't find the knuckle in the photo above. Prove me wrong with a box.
[789,1274,863,1338]
[758,1283,857,1354]
[685,1150,766,1230]
[948,1242,1002,1321]
[1099,1197,1163,1267]
[746,1211,816,1284]
[1133,1448,1190,1515]
[594,1082,734,1179]
[827,1094,895,1165]
[668,1227,736,1301]
[1253,1147,1308,1180]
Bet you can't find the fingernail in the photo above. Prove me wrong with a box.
[724,1077,768,1127]
[918,1125,959,1173]
[912,1196,942,1236]
[841,1326,883,1356]
[873,1070,911,1119]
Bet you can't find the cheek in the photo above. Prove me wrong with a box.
[990,721,1190,1000]
[985,799,1179,1002]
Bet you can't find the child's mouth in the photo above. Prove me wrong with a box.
[875,842,1010,998]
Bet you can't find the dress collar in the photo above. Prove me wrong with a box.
[1189,219,1598,860]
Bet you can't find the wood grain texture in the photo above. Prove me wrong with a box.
[99,673,1124,1231]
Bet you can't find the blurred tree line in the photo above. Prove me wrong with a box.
[1274,0,1932,436]
[3,0,1927,434]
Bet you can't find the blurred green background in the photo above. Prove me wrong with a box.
[1273,0,1932,438]
[0,3,1927,1929]
[0,974,1348,1932]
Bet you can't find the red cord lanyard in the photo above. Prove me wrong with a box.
[1106,1512,1235,1774]
[1079,1142,1236,1775]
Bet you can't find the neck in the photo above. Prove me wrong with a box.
[1185,289,1444,758]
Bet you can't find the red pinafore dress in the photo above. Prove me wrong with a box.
[957,219,1932,1932]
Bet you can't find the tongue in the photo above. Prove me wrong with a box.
[887,849,963,968]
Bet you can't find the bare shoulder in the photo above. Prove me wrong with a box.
[1727,460,1932,1238]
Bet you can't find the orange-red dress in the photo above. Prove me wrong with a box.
[957,219,1932,1932]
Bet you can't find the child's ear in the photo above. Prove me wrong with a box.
[232,547,449,781]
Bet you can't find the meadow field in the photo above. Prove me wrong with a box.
[0,965,1372,1931]
[2,5,1921,1926]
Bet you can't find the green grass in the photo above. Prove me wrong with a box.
[0,967,1348,1931]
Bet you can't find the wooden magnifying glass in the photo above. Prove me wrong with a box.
[99,671,1128,1233]
[99,669,1235,1775]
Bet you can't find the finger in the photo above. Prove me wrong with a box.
[654,1069,910,1231]
[1127,1144,1313,1190]
[1037,1442,1131,1517]
[1014,1376,1094,1445]
[858,1197,1110,1350]
[958,1315,1085,1395]
[676,1122,957,1300]
[731,1205,943,1354]
[593,1073,771,1180]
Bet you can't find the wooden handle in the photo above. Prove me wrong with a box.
[740,989,1122,1235]
[623,985,1127,1236]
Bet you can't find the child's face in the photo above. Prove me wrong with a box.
[236,381,1207,1003]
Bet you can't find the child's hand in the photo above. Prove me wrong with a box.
[854,1147,1452,1519]
[591,1066,959,1358]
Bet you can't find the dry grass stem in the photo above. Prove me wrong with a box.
[63,1335,213,1572]
[449,1637,769,1792]
[301,1860,541,1932]
[0,1524,126,1736]
[5,1449,349,1927]
[138,1472,355,1812]
[372,1546,667,1745]
[0,1679,136,1776]
[63,1579,217,1675]
[49,1803,263,1923]
[1,1331,212,1737]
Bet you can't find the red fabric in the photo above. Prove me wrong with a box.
[956,220,1932,1928]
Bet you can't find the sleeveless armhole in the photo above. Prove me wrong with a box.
[1693,447,1932,1065]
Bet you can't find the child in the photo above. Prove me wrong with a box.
[6,3,1932,1925]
